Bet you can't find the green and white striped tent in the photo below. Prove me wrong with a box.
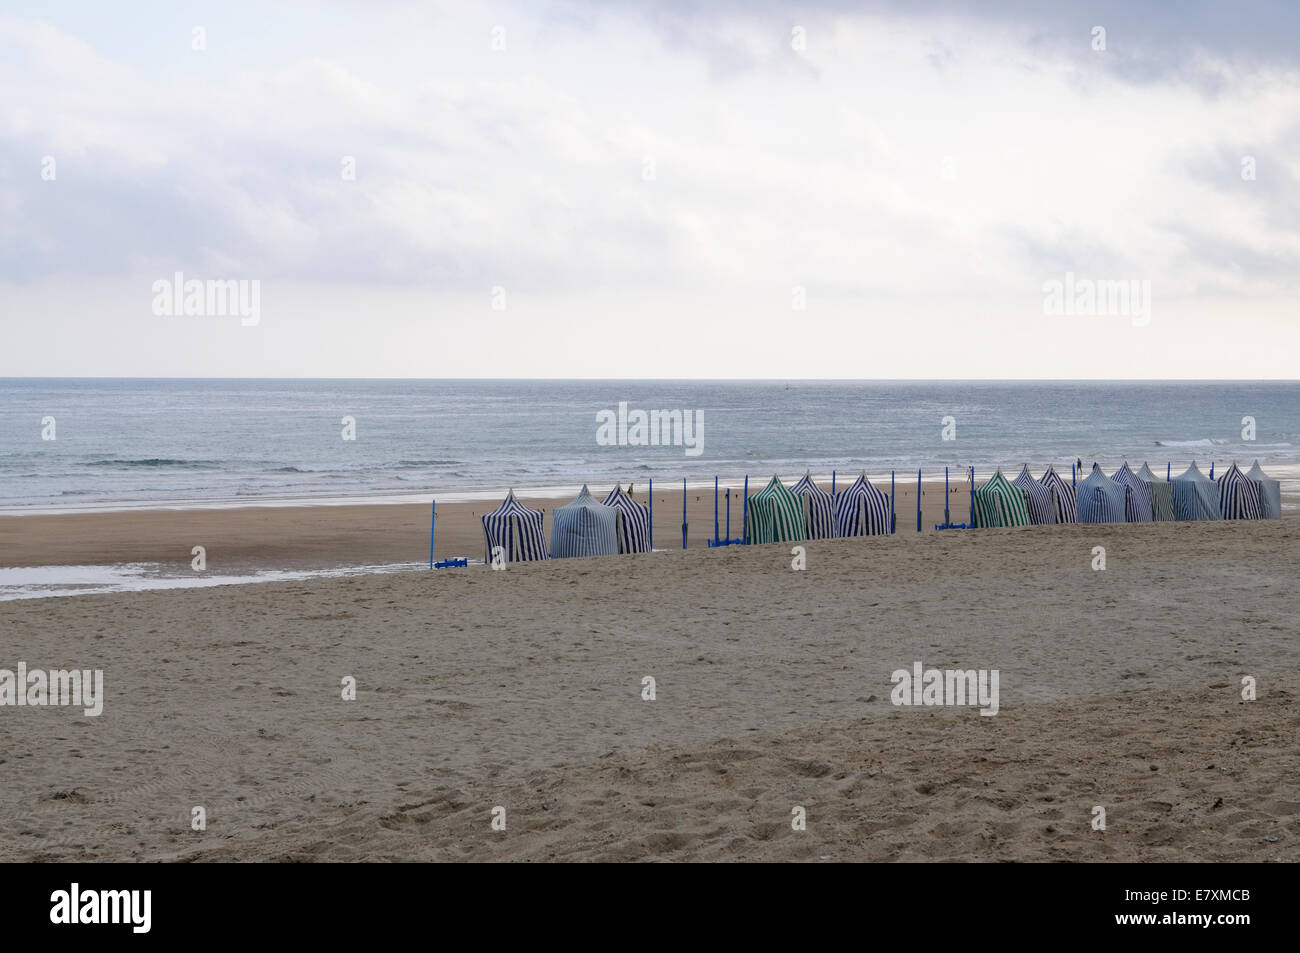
[1137,463,1175,521]
[745,475,807,545]
[1171,462,1221,521]
[973,469,1032,528]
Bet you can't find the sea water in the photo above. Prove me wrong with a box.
[2,378,1296,513]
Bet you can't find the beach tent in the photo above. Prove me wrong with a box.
[549,485,621,558]
[1170,463,1221,521]
[973,469,1032,528]
[1136,463,1175,521]
[1038,466,1077,524]
[1110,462,1154,523]
[1011,465,1057,525]
[1076,464,1126,523]
[789,471,835,540]
[745,475,807,545]
[481,490,549,563]
[1246,460,1283,520]
[834,471,892,538]
[1216,463,1261,520]
[602,484,652,552]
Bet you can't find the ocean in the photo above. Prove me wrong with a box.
[1,379,1297,513]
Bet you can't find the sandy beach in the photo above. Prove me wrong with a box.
[1,514,1296,862]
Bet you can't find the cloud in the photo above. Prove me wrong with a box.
[1,2,1298,377]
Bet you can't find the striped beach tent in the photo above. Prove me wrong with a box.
[481,490,549,563]
[745,475,807,545]
[1216,463,1261,520]
[1171,463,1221,521]
[602,484,651,552]
[1136,463,1175,521]
[1110,462,1154,523]
[1076,464,1126,523]
[1011,465,1056,525]
[550,485,621,558]
[1039,466,1077,524]
[834,471,891,537]
[973,469,1032,528]
[1246,461,1283,520]
[789,471,835,540]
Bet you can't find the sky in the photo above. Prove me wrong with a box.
[2,0,1298,378]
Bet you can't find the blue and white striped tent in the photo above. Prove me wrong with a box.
[1216,463,1261,520]
[1110,462,1154,523]
[1247,461,1283,520]
[1076,464,1126,523]
[1171,463,1221,521]
[1136,463,1175,521]
[1011,465,1057,525]
[1039,466,1077,524]
[550,485,621,558]
[602,484,651,552]
[789,471,836,540]
[834,471,891,537]
[481,490,549,563]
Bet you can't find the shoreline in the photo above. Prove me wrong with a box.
[3,474,1297,599]
[5,461,1300,518]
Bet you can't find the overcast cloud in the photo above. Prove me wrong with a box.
[2,1,1298,377]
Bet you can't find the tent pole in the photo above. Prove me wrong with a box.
[714,476,719,545]
[429,499,436,569]
[890,470,896,534]
[682,477,687,550]
[742,475,749,544]
[832,469,836,498]
[648,478,654,550]
[725,488,731,541]
[1165,462,1170,482]
[916,468,922,532]
[969,466,974,526]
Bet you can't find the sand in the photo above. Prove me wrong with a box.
[1,514,1297,861]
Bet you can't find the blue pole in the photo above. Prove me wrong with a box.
[714,476,719,545]
[725,488,731,540]
[944,466,950,524]
[832,469,836,498]
[1209,461,1215,479]
[1165,462,1170,482]
[916,468,922,532]
[890,470,896,534]
[682,477,687,550]
[742,475,749,543]
[968,466,975,526]
[648,478,654,549]
[1072,462,1076,490]
[429,499,436,569]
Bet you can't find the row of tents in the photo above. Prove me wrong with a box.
[973,460,1283,528]
[480,461,1284,562]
